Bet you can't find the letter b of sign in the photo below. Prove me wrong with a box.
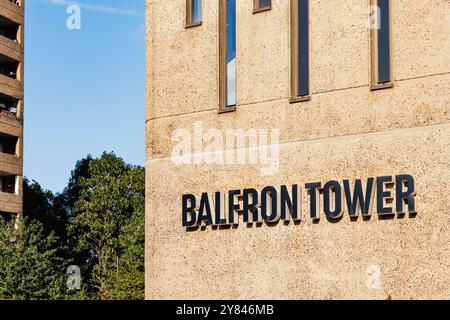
[67,265,81,290]
[66,5,81,30]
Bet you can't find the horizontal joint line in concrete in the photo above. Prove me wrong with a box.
[146,71,450,122]
[146,121,450,163]
[396,71,450,83]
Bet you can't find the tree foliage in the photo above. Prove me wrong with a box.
[69,153,145,299]
[0,152,144,300]
[0,200,68,300]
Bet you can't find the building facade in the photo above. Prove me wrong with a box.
[146,0,450,299]
[0,0,23,220]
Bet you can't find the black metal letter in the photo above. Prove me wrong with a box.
[228,189,242,225]
[243,188,260,223]
[343,178,375,218]
[377,176,394,215]
[197,192,213,226]
[261,186,279,222]
[323,180,343,220]
[395,174,416,214]
[305,182,321,220]
[182,194,197,227]
[280,185,301,221]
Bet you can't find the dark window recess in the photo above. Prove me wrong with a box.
[0,16,19,42]
[0,135,18,155]
[297,0,309,96]
[0,93,18,114]
[1,175,16,194]
[377,0,391,83]
[0,60,19,79]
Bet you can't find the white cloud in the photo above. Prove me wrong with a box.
[42,0,143,17]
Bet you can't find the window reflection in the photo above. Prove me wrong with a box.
[226,0,236,106]
[259,0,271,9]
[192,0,202,24]
[297,0,309,96]
[377,0,391,83]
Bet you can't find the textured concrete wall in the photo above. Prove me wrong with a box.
[146,0,450,299]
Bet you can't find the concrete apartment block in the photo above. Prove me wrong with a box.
[146,0,450,299]
[0,0,24,217]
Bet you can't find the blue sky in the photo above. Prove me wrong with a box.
[25,0,145,193]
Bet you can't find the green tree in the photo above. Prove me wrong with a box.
[0,199,66,300]
[56,155,93,216]
[69,152,144,300]
[0,153,144,300]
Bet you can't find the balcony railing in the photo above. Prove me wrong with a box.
[0,0,24,27]
[0,190,21,214]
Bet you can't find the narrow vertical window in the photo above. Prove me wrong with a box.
[371,0,393,89]
[290,0,310,103]
[253,0,271,13]
[219,0,236,112]
[186,0,202,27]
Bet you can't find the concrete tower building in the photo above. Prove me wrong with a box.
[0,0,23,218]
[146,0,450,299]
